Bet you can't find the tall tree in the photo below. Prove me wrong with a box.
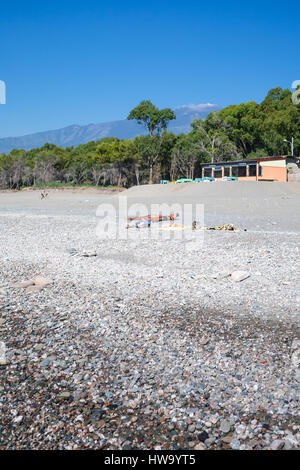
[128,100,175,182]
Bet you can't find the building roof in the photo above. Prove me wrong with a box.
[202,155,290,167]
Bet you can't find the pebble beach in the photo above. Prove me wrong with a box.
[0,183,299,450]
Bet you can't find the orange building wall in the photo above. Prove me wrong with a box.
[236,176,257,181]
[204,161,288,182]
[259,166,287,182]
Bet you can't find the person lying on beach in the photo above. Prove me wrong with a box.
[127,212,179,222]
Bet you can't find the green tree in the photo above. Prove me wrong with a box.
[128,100,175,182]
[191,114,241,163]
[215,87,300,157]
[171,133,205,180]
[95,138,140,186]
[127,100,175,137]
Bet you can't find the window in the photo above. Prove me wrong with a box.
[231,166,238,177]
[249,164,257,177]
[238,165,247,177]
[214,168,222,178]
[204,168,212,177]
[224,167,230,177]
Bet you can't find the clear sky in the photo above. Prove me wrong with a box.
[0,0,299,137]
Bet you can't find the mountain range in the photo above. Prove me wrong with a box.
[0,103,219,154]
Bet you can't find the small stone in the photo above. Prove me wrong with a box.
[248,439,259,449]
[82,252,97,257]
[291,338,300,351]
[194,443,206,450]
[13,280,34,288]
[222,435,233,443]
[270,439,285,450]
[13,416,23,424]
[58,391,71,399]
[97,420,106,428]
[198,431,209,442]
[200,338,209,345]
[122,441,132,450]
[32,276,54,287]
[217,271,231,280]
[204,437,215,447]
[40,358,50,367]
[230,439,241,450]
[220,419,231,433]
[283,440,293,450]
[0,341,7,365]
[231,271,250,282]
[291,349,300,368]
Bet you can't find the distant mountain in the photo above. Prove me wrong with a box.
[0,103,219,154]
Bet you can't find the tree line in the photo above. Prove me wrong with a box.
[0,86,299,189]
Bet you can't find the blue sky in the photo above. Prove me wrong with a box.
[0,0,299,137]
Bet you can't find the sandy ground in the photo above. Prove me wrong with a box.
[0,183,299,450]
[1,182,299,230]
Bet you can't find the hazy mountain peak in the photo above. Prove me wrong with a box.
[0,104,220,154]
[178,103,218,112]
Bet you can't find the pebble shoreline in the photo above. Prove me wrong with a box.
[0,201,299,450]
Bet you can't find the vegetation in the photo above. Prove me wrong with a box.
[0,87,299,189]
[127,100,176,183]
